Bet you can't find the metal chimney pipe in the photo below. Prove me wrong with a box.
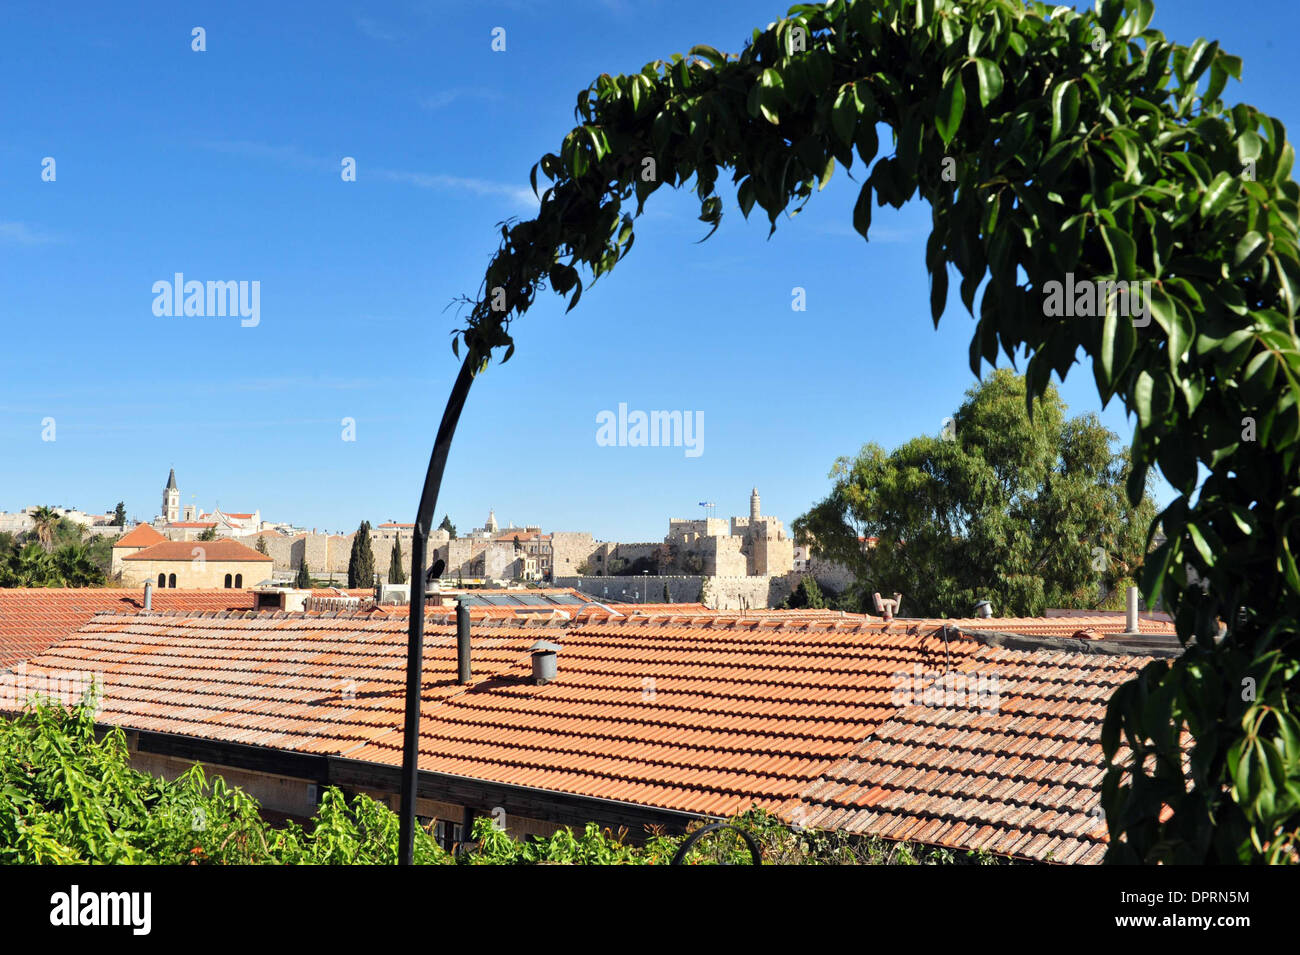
[1125,585,1140,634]
[143,581,153,610]
[456,599,471,684]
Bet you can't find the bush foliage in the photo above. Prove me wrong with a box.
[1,702,990,865]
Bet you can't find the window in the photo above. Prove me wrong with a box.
[158,573,165,588]
[432,819,464,853]
[168,573,176,588]
[224,573,233,588]
[235,574,242,588]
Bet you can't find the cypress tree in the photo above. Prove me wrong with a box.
[348,521,375,588]
[296,559,311,589]
[389,536,407,584]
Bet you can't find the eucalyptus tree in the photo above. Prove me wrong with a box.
[796,369,1155,618]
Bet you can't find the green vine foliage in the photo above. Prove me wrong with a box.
[454,0,1300,862]
[1,702,987,865]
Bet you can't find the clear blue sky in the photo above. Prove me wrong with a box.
[2,1,1296,540]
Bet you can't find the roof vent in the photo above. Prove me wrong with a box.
[529,640,562,685]
[872,592,902,621]
[973,600,993,619]
[377,583,410,605]
[252,586,311,613]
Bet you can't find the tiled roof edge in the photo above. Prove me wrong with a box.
[955,626,1183,657]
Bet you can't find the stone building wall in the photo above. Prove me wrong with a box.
[550,532,597,578]
[120,556,272,589]
[700,536,748,576]
[234,529,450,583]
[558,573,798,611]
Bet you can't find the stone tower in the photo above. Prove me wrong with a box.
[486,508,499,534]
[162,468,180,524]
[750,487,761,521]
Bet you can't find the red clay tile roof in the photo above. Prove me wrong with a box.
[784,640,1167,864]
[165,522,219,529]
[940,615,1177,638]
[606,602,709,613]
[122,539,273,563]
[0,589,258,669]
[11,609,1171,861]
[112,524,166,549]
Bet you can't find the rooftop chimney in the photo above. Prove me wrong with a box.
[973,599,993,619]
[1124,585,1140,635]
[143,581,153,610]
[530,640,562,685]
[456,600,471,684]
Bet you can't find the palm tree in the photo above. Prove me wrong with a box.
[29,506,59,553]
[52,542,104,587]
[11,542,57,586]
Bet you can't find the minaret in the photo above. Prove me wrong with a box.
[486,508,498,534]
[163,469,180,524]
[750,487,761,521]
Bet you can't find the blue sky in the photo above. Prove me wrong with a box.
[2,0,1296,540]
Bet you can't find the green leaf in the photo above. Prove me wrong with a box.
[688,44,727,68]
[935,72,966,146]
[1200,171,1242,219]
[929,262,948,325]
[852,181,872,240]
[971,58,1003,107]
[1134,369,1156,428]
[1186,522,1214,565]
[1234,231,1267,270]
[737,178,756,219]
[1050,80,1080,143]
[1100,225,1137,279]
[1181,38,1218,86]
[757,68,784,124]
[1238,130,1263,164]
[549,263,578,295]
[818,153,835,191]
[832,86,858,146]
[1100,299,1137,387]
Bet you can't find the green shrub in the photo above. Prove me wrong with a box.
[0,701,993,865]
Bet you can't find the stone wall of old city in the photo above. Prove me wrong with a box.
[550,532,597,577]
[233,530,451,584]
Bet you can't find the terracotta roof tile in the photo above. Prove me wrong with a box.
[7,607,1175,863]
[112,524,166,548]
[122,539,273,562]
[0,589,259,669]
